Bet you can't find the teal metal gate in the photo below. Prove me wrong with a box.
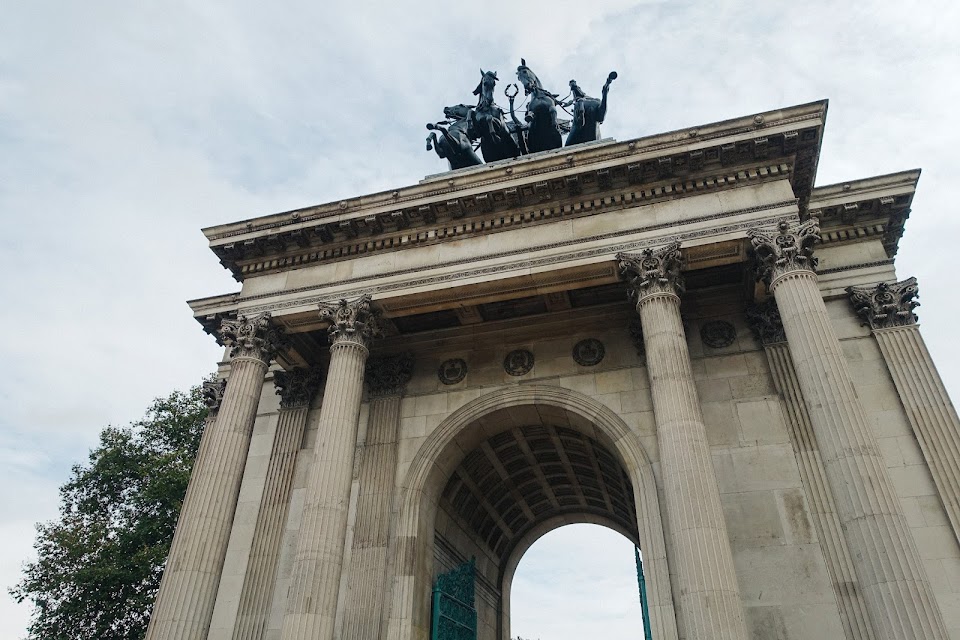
[635,546,653,640]
[431,558,477,640]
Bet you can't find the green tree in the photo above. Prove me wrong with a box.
[10,385,208,640]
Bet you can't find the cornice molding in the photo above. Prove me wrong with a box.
[204,103,826,281]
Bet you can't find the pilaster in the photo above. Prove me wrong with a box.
[746,299,876,640]
[281,295,381,640]
[618,244,748,640]
[232,367,323,640]
[147,313,285,640]
[339,352,414,640]
[847,278,960,545]
[750,220,947,639]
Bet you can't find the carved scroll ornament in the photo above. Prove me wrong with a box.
[365,352,415,396]
[745,298,787,345]
[748,218,821,285]
[617,242,685,304]
[218,312,287,364]
[318,294,382,348]
[274,367,324,409]
[846,277,919,330]
[202,379,227,412]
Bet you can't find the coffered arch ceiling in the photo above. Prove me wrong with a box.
[439,421,638,563]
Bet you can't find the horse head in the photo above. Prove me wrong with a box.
[517,59,544,95]
[443,103,473,122]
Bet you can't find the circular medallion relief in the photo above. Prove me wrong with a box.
[700,320,737,349]
[572,339,605,366]
[503,349,534,376]
[437,358,467,385]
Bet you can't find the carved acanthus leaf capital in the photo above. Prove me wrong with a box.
[318,295,382,348]
[365,352,415,397]
[617,242,685,305]
[202,379,227,413]
[274,367,324,409]
[748,218,821,286]
[846,277,919,330]
[217,312,287,364]
[746,298,787,345]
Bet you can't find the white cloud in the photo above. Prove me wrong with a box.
[2,1,959,637]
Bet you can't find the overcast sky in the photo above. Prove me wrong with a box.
[2,1,959,638]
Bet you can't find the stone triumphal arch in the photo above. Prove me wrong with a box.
[146,101,960,640]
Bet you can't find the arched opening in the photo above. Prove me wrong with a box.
[509,524,648,640]
[386,386,678,640]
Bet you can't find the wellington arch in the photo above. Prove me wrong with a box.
[145,99,960,640]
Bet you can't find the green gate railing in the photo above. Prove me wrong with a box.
[431,558,477,640]
[635,546,653,640]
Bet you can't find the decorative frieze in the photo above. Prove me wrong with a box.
[202,379,227,412]
[438,358,468,385]
[699,321,736,349]
[747,218,820,286]
[846,277,919,329]
[365,353,415,396]
[745,299,787,345]
[572,339,605,366]
[274,368,324,409]
[504,349,534,376]
[617,242,685,303]
[318,295,382,349]
[218,312,286,363]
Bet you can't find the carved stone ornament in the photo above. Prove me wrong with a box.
[218,312,286,364]
[572,339,605,366]
[628,317,646,357]
[748,218,821,285]
[318,294,382,348]
[745,299,787,345]
[438,358,468,385]
[617,242,685,304]
[504,349,535,376]
[700,320,737,349]
[365,352,415,396]
[202,379,227,412]
[274,367,324,409]
[846,277,919,330]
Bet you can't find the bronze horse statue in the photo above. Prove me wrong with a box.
[563,72,617,146]
[472,69,520,162]
[514,59,563,153]
[426,104,482,170]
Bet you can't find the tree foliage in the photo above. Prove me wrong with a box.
[10,385,208,640]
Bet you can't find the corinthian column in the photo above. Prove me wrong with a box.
[617,244,747,640]
[281,295,381,640]
[747,300,876,640]
[147,313,285,640]
[339,353,413,640]
[233,367,323,640]
[847,278,960,546]
[749,220,947,639]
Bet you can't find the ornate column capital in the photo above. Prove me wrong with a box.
[318,295,382,349]
[365,352,415,397]
[202,379,227,413]
[748,218,821,286]
[274,368,324,409]
[218,312,287,364]
[617,242,685,305]
[746,298,787,345]
[846,277,919,330]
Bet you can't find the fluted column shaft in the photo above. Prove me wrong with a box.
[770,269,947,639]
[638,291,748,640]
[762,341,876,639]
[339,393,403,640]
[281,295,379,640]
[872,325,960,544]
[146,355,271,640]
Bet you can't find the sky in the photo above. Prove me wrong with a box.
[1,1,959,638]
